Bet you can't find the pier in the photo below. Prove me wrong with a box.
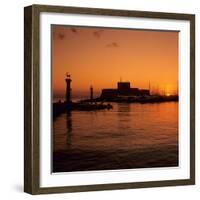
[53,73,113,118]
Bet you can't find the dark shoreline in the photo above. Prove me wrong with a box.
[53,96,178,118]
[53,145,178,173]
[81,95,178,104]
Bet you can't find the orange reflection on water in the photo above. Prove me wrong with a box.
[53,102,178,171]
[54,102,178,151]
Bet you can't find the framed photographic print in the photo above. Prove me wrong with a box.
[24,4,195,194]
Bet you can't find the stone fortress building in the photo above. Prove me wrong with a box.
[100,81,150,99]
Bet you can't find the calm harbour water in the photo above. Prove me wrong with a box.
[53,102,178,172]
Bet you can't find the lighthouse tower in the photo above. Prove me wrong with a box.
[90,85,93,103]
[65,73,72,104]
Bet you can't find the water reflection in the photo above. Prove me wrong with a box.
[117,103,131,132]
[53,102,178,172]
[66,111,72,149]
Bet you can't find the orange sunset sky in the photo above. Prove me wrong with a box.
[52,25,178,99]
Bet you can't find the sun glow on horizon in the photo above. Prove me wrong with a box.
[52,26,178,99]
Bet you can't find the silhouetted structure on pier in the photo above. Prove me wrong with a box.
[90,86,93,103]
[53,73,113,118]
[65,73,72,103]
[101,81,150,99]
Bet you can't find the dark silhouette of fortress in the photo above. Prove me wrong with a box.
[101,81,150,99]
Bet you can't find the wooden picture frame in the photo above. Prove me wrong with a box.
[24,4,195,194]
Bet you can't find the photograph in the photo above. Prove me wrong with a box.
[52,25,179,173]
[24,5,195,194]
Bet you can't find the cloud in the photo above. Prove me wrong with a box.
[106,42,119,48]
[58,32,65,40]
[93,30,104,38]
[71,28,78,34]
